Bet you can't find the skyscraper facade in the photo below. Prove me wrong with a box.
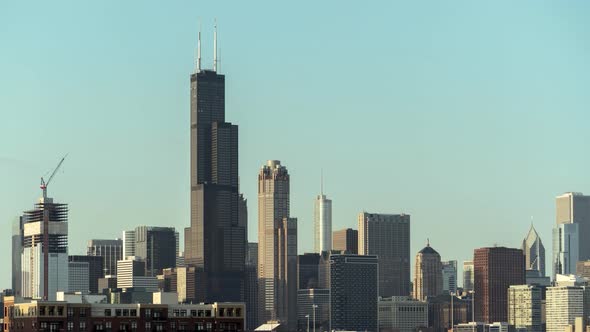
[546,285,589,332]
[442,260,458,294]
[258,160,297,329]
[245,242,258,330]
[522,225,545,277]
[474,247,525,323]
[122,230,135,259]
[413,241,443,301]
[358,212,410,297]
[314,193,332,254]
[553,223,579,278]
[332,228,358,254]
[134,226,177,277]
[11,217,23,297]
[556,192,590,261]
[463,261,474,292]
[68,255,104,294]
[184,37,246,303]
[68,261,90,293]
[87,239,123,276]
[298,253,320,289]
[21,197,69,301]
[508,285,543,332]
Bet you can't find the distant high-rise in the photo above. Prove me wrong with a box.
[298,253,320,289]
[546,285,590,332]
[329,254,379,331]
[522,224,545,277]
[122,230,135,259]
[378,297,428,332]
[258,161,297,329]
[413,241,443,301]
[68,261,90,293]
[245,242,258,330]
[556,192,590,261]
[134,226,177,277]
[332,228,358,254]
[314,186,332,253]
[184,28,246,303]
[11,216,23,297]
[508,285,543,332]
[358,212,410,297]
[553,223,579,277]
[442,260,457,294]
[474,247,525,323]
[21,196,69,301]
[463,261,474,292]
[116,258,158,292]
[68,255,104,294]
[87,239,123,276]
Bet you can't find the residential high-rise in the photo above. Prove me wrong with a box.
[258,160,297,329]
[298,253,320,289]
[11,216,23,297]
[87,239,123,276]
[122,230,136,259]
[546,285,590,332]
[556,192,590,261]
[553,223,579,277]
[134,226,177,277]
[332,228,358,254]
[184,29,246,303]
[245,242,258,330]
[358,212,410,297]
[522,224,545,277]
[378,297,428,332]
[474,247,525,323]
[314,190,332,254]
[463,261,474,292]
[442,260,457,294]
[68,255,104,294]
[329,254,378,332]
[508,285,543,332]
[413,241,443,301]
[21,196,69,301]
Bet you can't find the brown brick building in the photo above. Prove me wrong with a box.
[474,247,525,323]
[3,297,244,332]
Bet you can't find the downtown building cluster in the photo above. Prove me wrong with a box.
[3,31,590,332]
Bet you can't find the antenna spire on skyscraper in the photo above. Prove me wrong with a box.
[213,18,218,72]
[196,19,202,72]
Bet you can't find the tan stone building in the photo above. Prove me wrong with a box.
[413,241,443,301]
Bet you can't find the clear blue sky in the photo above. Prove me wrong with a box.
[1,1,589,289]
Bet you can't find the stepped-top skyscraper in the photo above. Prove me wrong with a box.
[522,224,545,277]
[184,24,246,303]
[314,177,332,254]
[553,192,590,278]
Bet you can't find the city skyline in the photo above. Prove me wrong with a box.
[2,1,590,291]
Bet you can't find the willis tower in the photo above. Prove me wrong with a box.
[184,23,246,302]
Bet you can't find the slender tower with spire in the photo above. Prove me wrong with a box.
[314,171,332,253]
[184,21,246,303]
[522,222,546,277]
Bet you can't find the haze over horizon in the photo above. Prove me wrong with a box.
[1,1,589,289]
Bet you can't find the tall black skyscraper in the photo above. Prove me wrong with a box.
[184,26,246,303]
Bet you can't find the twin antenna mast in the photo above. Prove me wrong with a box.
[196,19,218,73]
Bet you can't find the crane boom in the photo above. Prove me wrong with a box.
[40,154,67,199]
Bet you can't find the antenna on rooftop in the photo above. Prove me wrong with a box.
[213,18,218,72]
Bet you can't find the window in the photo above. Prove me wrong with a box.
[145,322,151,330]
[40,306,46,316]
[106,322,112,329]
[196,323,204,331]
[131,321,137,330]
[122,309,129,317]
[130,309,137,316]
[206,322,212,331]
[80,321,86,331]
[180,309,187,317]
[235,308,242,317]
[105,309,112,317]
[48,306,55,316]
[67,307,74,317]
[145,309,152,318]
[67,322,74,331]
[219,308,225,317]
[227,308,234,317]
[57,306,64,316]
[80,308,87,317]
[115,309,122,317]
[198,310,205,317]
[205,310,212,317]
[94,323,104,331]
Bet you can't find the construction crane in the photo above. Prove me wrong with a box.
[40,155,67,199]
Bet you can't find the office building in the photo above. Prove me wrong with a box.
[68,261,90,293]
[134,226,177,277]
[245,242,258,330]
[68,255,104,294]
[553,223,579,277]
[427,294,469,332]
[556,192,590,261]
[508,285,543,332]
[413,241,443,301]
[11,217,23,297]
[258,160,297,329]
[442,260,458,294]
[21,196,69,301]
[116,258,158,292]
[329,254,378,331]
[463,261,474,292]
[474,247,525,323]
[522,224,545,278]
[98,275,117,293]
[546,285,590,332]
[378,296,428,332]
[122,230,135,259]
[87,239,123,277]
[184,32,246,304]
[358,212,410,297]
[332,228,358,254]
[297,288,330,332]
[314,190,332,254]
[2,297,245,332]
[576,260,590,280]
[298,253,320,289]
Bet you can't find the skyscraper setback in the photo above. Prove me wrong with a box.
[184,27,246,303]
